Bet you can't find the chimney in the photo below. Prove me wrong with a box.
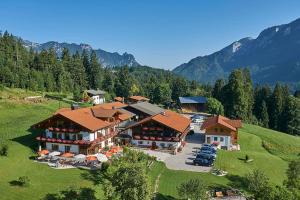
[71,103,80,110]
[122,97,125,103]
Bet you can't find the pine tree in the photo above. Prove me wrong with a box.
[115,66,132,98]
[269,83,284,129]
[260,100,269,127]
[223,69,247,119]
[89,51,102,89]
[212,79,225,102]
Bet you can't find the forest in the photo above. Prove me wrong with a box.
[0,31,299,136]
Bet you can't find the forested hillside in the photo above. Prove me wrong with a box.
[0,31,208,105]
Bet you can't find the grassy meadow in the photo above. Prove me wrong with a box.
[0,88,299,199]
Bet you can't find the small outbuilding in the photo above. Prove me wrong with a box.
[179,96,207,113]
[128,96,150,104]
[86,89,106,105]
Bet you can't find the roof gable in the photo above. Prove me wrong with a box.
[201,115,242,131]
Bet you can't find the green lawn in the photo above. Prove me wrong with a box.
[0,88,299,200]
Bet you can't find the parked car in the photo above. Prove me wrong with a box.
[202,143,217,150]
[200,150,217,159]
[190,124,194,130]
[201,146,217,154]
[192,118,203,123]
[196,152,215,161]
[193,157,214,166]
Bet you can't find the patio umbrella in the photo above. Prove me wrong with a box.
[74,154,86,160]
[86,156,97,161]
[38,149,49,155]
[96,153,108,162]
[105,152,112,158]
[49,151,61,157]
[61,152,74,158]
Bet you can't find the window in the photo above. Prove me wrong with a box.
[53,132,57,139]
[220,128,224,133]
[70,134,76,140]
[65,134,70,140]
[214,128,218,132]
[138,141,143,145]
[220,137,224,142]
[64,146,71,152]
[77,134,83,140]
[52,144,59,151]
[214,137,218,141]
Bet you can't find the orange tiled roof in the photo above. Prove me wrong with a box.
[129,96,150,101]
[58,108,111,131]
[201,115,242,131]
[118,113,132,121]
[114,97,123,102]
[125,110,191,133]
[91,107,120,118]
[153,110,191,133]
[94,102,127,109]
[36,102,129,132]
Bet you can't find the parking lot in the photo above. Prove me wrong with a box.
[140,119,214,172]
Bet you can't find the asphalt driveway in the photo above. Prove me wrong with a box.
[139,122,213,172]
[164,123,212,172]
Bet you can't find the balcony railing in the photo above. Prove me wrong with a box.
[132,135,180,142]
[36,132,118,145]
[48,127,81,133]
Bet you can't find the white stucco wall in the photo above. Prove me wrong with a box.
[91,95,105,105]
[205,135,231,148]
[131,139,181,149]
[45,143,79,154]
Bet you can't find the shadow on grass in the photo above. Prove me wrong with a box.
[80,168,107,185]
[155,193,176,200]
[9,180,23,187]
[226,174,248,190]
[42,187,97,200]
[11,127,40,152]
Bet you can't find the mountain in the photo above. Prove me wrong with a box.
[173,18,300,86]
[23,40,140,67]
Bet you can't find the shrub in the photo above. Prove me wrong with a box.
[0,145,8,156]
[245,154,249,161]
[18,176,30,187]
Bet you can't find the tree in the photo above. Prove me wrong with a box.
[102,68,114,94]
[284,159,300,191]
[89,51,102,89]
[171,77,188,103]
[110,164,151,200]
[177,178,208,200]
[115,66,132,98]
[269,83,284,129]
[206,97,224,115]
[246,169,272,200]
[282,97,300,135]
[222,69,247,120]
[212,79,225,102]
[152,83,172,104]
[259,100,269,127]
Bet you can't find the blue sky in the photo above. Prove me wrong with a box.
[1,0,300,69]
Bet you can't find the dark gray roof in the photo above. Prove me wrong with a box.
[128,102,165,116]
[118,108,136,117]
[86,89,106,95]
[179,96,207,104]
